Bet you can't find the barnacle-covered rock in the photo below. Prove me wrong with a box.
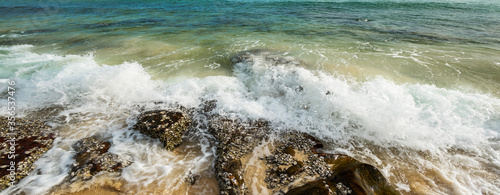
[263,132,328,191]
[133,109,192,151]
[259,132,400,195]
[0,117,56,190]
[199,99,398,195]
[208,115,270,195]
[285,150,400,195]
[70,137,130,180]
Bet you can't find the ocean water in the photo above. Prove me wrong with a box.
[1,0,499,194]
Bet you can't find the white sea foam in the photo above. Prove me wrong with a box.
[0,45,499,194]
[227,51,500,194]
[0,45,217,194]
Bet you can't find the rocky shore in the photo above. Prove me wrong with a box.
[126,99,399,194]
[1,50,400,194]
[199,100,399,195]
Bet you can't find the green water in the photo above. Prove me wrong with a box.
[1,0,499,96]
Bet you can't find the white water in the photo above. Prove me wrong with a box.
[0,45,499,194]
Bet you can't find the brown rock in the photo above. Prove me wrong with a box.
[133,109,191,151]
[207,115,269,195]
[286,150,400,195]
[199,100,399,195]
[70,137,130,181]
[0,117,56,190]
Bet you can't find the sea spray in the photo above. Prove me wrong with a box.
[1,44,499,194]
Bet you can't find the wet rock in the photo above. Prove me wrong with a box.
[70,137,131,181]
[0,117,56,190]
[202,100,218,114]
[286,149,400,195]
[198,100,398,195]
[186,172,200,185]
[207,115,270,195]
[258,131,398,195]
[263,132,329,190]
[285,162,400,195]
[133,109,192,151]
[230,50,307,99]
[201,100,321,194]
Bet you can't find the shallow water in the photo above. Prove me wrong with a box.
[1,0,499,194]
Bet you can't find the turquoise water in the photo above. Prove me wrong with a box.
[2,0,500,93]
[1,0,500,194]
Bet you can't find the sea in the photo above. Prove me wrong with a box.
[0,0,499,194]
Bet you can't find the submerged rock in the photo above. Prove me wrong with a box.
[133,109,192,151]
[0,117,56,190]
[70,137,131,180]
[231,49,305,67]
[230,50,308,98]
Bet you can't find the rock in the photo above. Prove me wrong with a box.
[186,172,200,185]
[198,100,399,195]
[133,109,192,151]
[230,50,307,98]
[200,100,269,195]
[0,117,56,190]
[207,115,270,195]
[70,137,131,180]
[263,132,330,191]
[263,133,399,195]
[286,150,400,195]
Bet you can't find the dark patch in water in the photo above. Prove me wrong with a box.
[23,29,60,34]
[0,6,46,15]
[82,18,166,29]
